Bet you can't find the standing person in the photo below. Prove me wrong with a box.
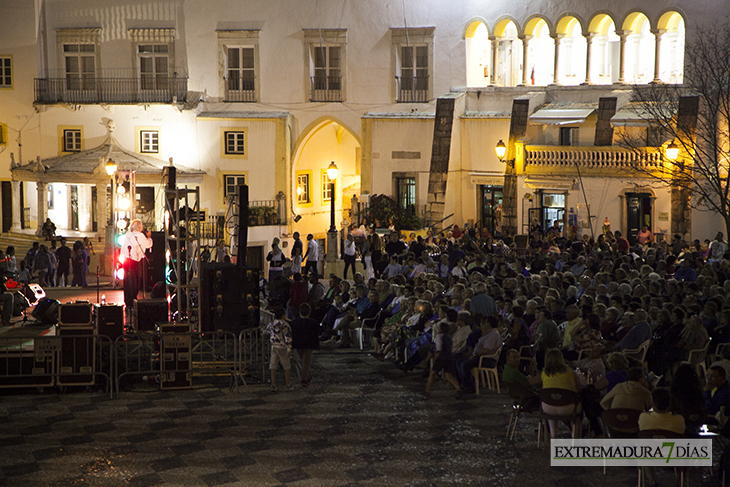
[83,237,95,267]
[362,234,374,280]
[120,220,153,310]
[215,240,227,263]
[370,232,383,277]
[71,242,88,287]
[291,232,303,275]
[47,242,57,286]
[303,234,319,277]
[709,232,728,264]
[55,238,72,287]
[5,246,16,274]
[24,242,39,271]
[343,233,357,280]
[290,303,320,387]
[425,319,463,398]
[33,245,51,286]
[266,237,285,282]
[267,307,294,392]
[0,277,14,326]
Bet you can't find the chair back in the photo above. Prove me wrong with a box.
[682,409,705,434]
[361,310,382,329]
[505,382,531,404]
[687,338,711,365]
[539,388,580,408]
[519,344,535,358]
[478,345,503,367]
[638,429,682,439]
[601,408,642,437]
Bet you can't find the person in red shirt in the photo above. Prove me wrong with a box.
[614,230,630,253]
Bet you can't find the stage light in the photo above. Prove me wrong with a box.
[115,267,125,280]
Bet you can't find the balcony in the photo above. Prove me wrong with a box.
[34,75,189,105]
[224,73,256,102]
[310,75,342,102]
[523,145,665,172]
[248,200,284,226]
[396,75,428,103]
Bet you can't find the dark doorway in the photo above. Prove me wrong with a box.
[70,185,79,231]
[479,185,503,236]
[1,181,11,233]
[541,192,566,234]
[246,245,264,271]
[19,182,26,229]
[626,193,652,245]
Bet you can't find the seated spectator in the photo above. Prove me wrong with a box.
[540,349,582,439]
[502,349,541,412]
[670,364,706,434]
[600,367,652,411]
[595,352,629,392]
[704,365,730,416]
[336,289,382,349]
[455,315,501,391]
[617,310,652,351]
[710,346,730,380]
[639,388,686,487]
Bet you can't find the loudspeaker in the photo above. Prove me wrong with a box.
[237,184,248,265]
[96,304,124,341]
[135,299,169,332]
[32,298,59,324]
[199,263,259,334]
[58,326,95,386]
[144,231,166,292]
[23,283,46,305]
[136,187,155,213]
[59,302,93,327]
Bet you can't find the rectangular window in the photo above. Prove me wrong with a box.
[0,123,7,145]
[63,129,82,152]
[226,47,255,101]
[138,44,169,90]
[559,127,579,146]
[398,45,428,102]
[0,57,11,87]
[224,175,246,197]
[322,172,334,202]
[310,45,342,102]
[140,130,159,153]
[63,43,96,91]
[224,131,245,155]
[296,173,311,204]
[396,177,416,208]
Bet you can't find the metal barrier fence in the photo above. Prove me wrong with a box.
[0,333,114,396]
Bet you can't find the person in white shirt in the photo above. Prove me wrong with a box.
[121,219,153,310]
[343,233,357,280]
[303,234,319,277]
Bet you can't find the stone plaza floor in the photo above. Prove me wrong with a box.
[0,345,724,486]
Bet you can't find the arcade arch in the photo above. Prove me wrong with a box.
[493,18,523,87]
[523,17,552,86]
[555,16,587,85]
[656,11,685,83]
[465,21,492,88]
[622,12,655,84]
[587,14,620,84]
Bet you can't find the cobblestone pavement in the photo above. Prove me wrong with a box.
[0,346,724,486]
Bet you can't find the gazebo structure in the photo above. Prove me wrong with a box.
[10,122,205,238]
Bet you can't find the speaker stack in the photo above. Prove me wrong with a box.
[199,263,259,335]
[144,231,166,292]
[96,304,124,341]
[134,298,169,332]
[57,302,95,386]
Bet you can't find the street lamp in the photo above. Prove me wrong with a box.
[494,140,506,161]
[327,161,338,233]
[666,140,680,161]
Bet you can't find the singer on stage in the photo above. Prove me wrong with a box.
[121,219,153,310]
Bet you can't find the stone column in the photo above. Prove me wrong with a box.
[490,37,501,85]
[77,184,93,232]
[11,180,21,232]
[551,34,565,85]
[35,181,47,237]
[518,35,532,85]
[583,34,594,84]
[651,29,666,83]
[95,182,108,238]
[617,31,629,83]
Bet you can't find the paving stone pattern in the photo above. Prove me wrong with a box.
[0,348,723,486]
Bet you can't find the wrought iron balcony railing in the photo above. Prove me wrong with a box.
[395,75,428,103]
[224,73,256,102]
[309,75,342,102]
[34,76,189,104]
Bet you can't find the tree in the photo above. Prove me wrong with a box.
[616,25,730,237]
[358,194,422,231]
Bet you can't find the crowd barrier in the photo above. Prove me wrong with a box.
[0,326,270,399]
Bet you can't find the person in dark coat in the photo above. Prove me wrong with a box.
[290,303,321,387]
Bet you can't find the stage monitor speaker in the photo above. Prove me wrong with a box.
[145,231,166,292]
[59,302,93,327]
[32,298,59,325]
[135,299,169,332]
[96,304,124,341]
[157,322,192,389]
[237,184,248,266]
[58,326,95,386]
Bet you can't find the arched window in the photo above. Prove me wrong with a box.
[524,18,552,86]
[623,13,654,84]
[657,12,685,83]
[465,21,491,88]
[494,19,522,87]
[556,16,586,85]
[588,14,620,84]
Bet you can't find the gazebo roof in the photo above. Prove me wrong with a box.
[12,134,205,184]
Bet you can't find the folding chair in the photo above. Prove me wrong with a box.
[638,430,685,487]
[537,388,582,448]
[475,345,503,395]
[352,310,381,350]
[505,382,539,440]
[681,338,711,381]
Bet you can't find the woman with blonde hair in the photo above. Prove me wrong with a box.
[540,348,582,438]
